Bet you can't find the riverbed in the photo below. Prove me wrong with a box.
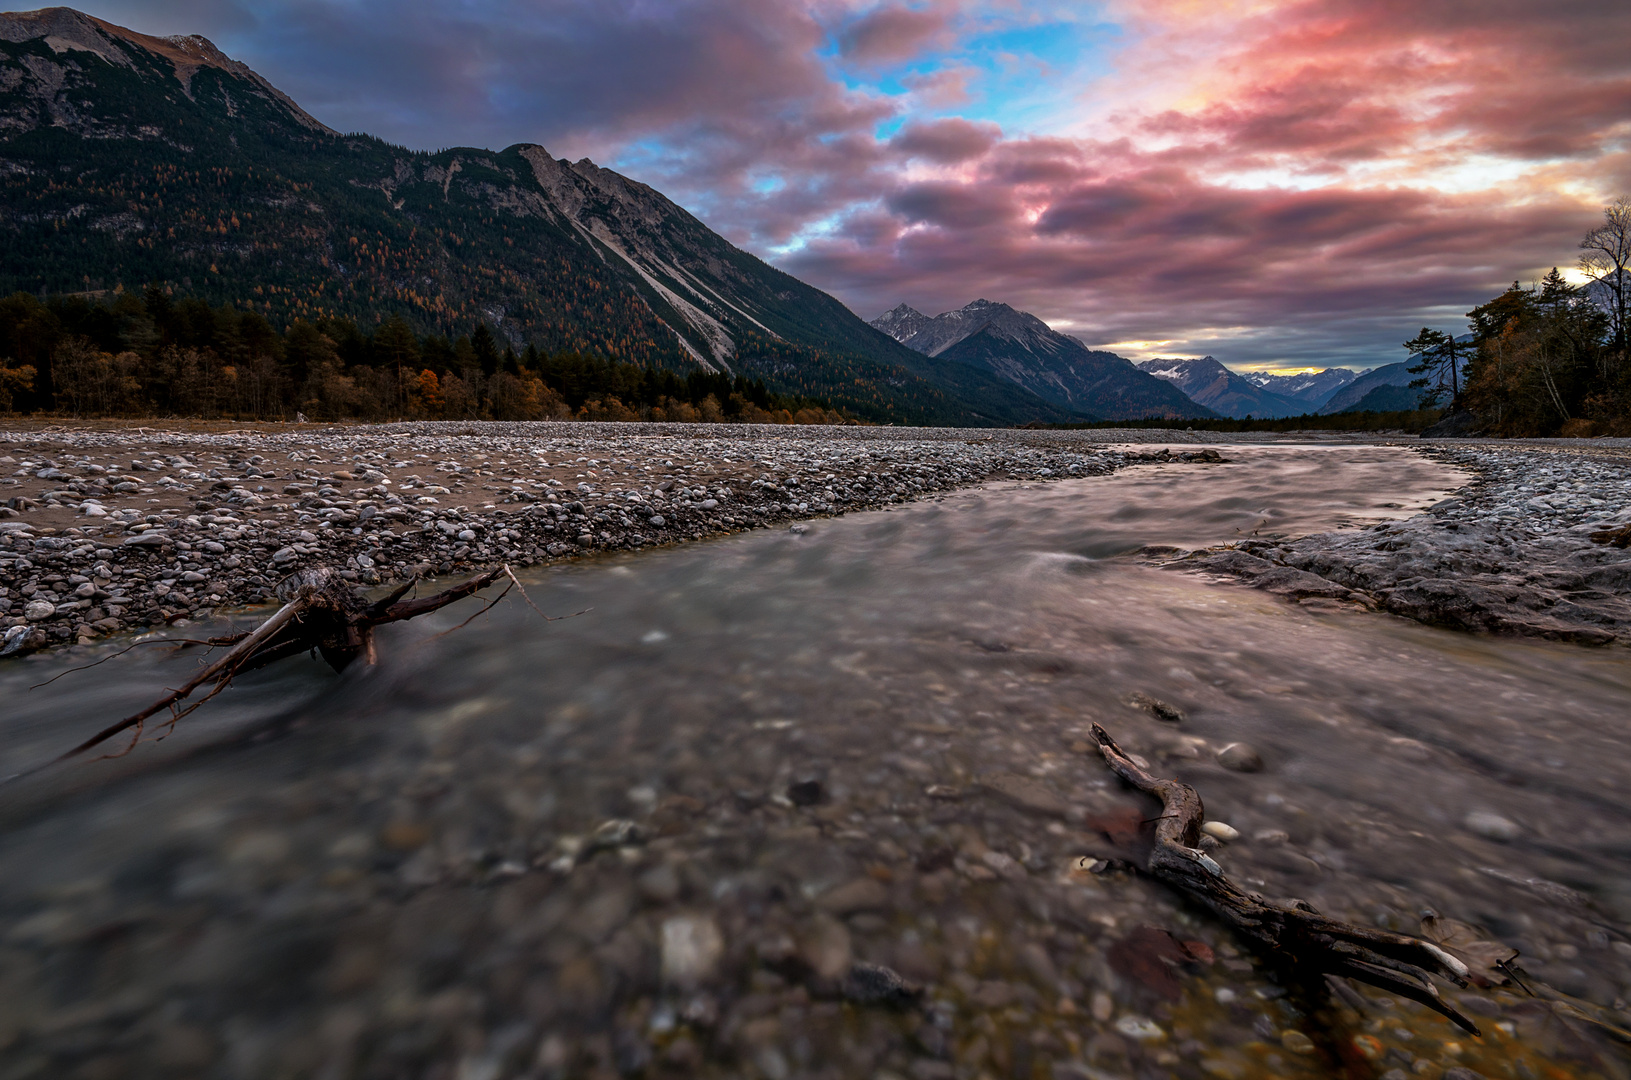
[2,444,1629,1080]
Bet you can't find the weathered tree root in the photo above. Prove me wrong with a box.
[58,565,507,762]
[1088,723,1480,1036]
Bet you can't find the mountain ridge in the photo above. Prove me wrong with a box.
[1317,362,1420,414]
[870,299,1215,419]
[0,7,1089,426]
[1244,367,1358,409]
[1135,356,1305,419]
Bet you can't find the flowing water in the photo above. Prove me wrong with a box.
[3,445,1630,1080]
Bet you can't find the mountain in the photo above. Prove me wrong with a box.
[0,7,1084,426]
[870,299,1215,420]
[871,303,932,345]
[1244,368,1357,409]
[1317,362,1422,414]
[1135,356,1304,418]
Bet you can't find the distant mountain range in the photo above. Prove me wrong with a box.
[1245,368,1358,407]
[870,300,1214,420]
[1135,357,1300,418]
[0,6,1098,426]
[1316,362,1423,414]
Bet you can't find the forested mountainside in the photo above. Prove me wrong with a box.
[0,7,1088,426]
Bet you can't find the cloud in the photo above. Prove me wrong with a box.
[836,3,954,66]
[889,117,1000,163]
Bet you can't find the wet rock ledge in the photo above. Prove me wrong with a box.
[0,421,1228,656]
[1181,444,1631,644]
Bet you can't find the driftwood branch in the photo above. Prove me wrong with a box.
[1088,723,1479,1035]
[55,565,510,763]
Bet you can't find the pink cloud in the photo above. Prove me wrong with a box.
[836,3,954,66]
[889,117,1000,163]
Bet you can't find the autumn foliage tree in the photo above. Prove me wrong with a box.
[1461,268,1612,435]
[0,286,849,425]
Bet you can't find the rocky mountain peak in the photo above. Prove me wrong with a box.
[870,298,1061,358]
[0,6,334,132]
[868,298,1213,419]
[871,304,931,343]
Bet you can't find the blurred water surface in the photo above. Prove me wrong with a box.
[3,445,1630,1080]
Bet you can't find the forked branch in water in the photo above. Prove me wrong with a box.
[56,565,509,763]
[1087,722,1480,1036]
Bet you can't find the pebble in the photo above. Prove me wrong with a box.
[1216,743,1264,772]
[1281,1030,1315,1054]
[1200,821,1239,842]
[815,877,890,916]
[660,913,724,988]
[840,962,921,1006]
[978,772,1068,816]
[1463,810,1521,841]
[1114,1016,1165,1040]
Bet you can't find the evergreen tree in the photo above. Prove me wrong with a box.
[1402,327,1464,406]
[471,324,499,376]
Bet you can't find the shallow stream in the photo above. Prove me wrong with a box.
[3,445,1630,1080]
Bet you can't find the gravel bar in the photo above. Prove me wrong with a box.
[0,421,1243,657]
[1179,442,1631,644]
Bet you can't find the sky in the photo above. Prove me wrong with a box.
[75,0,1631,371]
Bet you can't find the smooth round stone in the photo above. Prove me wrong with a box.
[1114,1016,1165,1040]
[1201,821,1239,842]
[1216,743,1264,772]
[660,914,723,988]
[23,600,55,621]
[1463,811,1520,841]
[1281,1030,1315,1054]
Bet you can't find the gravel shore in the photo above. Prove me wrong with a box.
[10,421,1629,656]
[1,421,1238,657]
[1181,442,1631,644]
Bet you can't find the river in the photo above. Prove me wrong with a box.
[2,444,1628,1079]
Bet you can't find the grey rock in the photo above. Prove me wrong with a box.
[979,772,1067,816]
[787,776,823,806]
[1463,811,1520,841]
[841,962,921,1006]
[1128,691,1186,722]
[1217,743,1264,772]
[660,914,723,988]
[816,878,891,916]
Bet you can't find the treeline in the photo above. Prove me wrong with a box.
[1058,406,1449,434]
[0,286,852,425]
[1407,199,1631,437]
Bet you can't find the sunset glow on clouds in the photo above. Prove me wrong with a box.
[81,0,1631,369]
